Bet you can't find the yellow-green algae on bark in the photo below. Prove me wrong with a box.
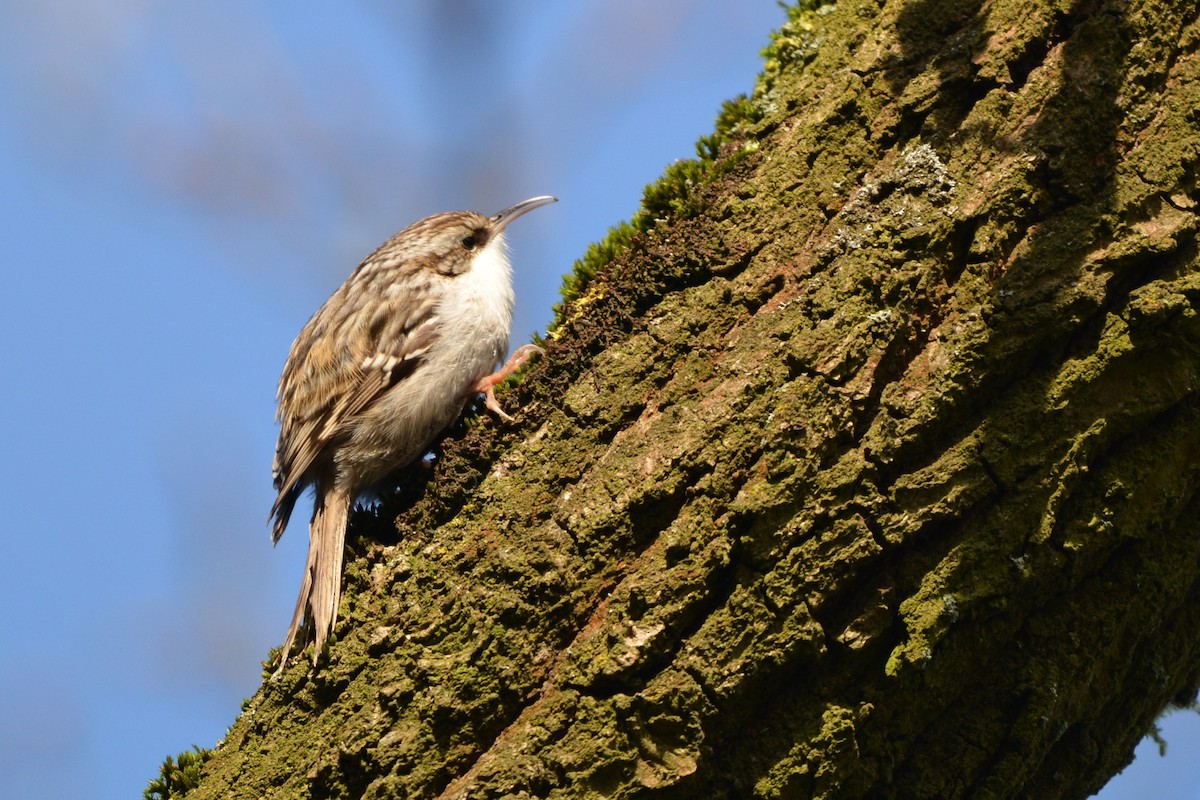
[181,0,1200,798]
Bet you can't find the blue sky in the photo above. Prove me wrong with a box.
[0,3,1195,799]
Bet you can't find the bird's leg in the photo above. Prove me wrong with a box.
[473,344,545,421]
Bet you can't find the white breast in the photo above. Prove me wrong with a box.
[437,232,515,376]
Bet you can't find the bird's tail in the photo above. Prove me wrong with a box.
[273,485,351,677]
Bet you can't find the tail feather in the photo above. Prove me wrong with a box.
[269,482,303,545]
[273,485,351,677]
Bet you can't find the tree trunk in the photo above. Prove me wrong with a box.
[187,0,1200,797]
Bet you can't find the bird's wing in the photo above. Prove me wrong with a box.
[269,273,441,541]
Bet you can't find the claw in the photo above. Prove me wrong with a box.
[472,344,545,421]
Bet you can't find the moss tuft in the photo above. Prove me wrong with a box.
[550,2,838,333]
[756,0,838,104]
[144,746,213,800]
[551,93,765,331]
[552,219,637,328]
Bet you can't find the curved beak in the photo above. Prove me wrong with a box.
[490,195,558,232]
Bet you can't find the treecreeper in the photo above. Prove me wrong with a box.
[269,195,558,677]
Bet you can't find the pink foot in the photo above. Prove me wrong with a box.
[472,344,545,421]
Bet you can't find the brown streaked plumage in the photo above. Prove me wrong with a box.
[270,195,557,676]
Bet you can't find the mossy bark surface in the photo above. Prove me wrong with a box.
[189,1,1200,797]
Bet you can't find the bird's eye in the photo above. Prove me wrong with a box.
[461,234,478,251]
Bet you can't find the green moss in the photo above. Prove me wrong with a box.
[550,90,765,331]
[549,2,844,335]
[551,219,635,332]
[756,0,839,104]
[144,746,213,800]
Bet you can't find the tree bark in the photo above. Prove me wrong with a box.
[188,0,1200,797]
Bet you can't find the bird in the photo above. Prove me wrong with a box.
[269,195,557,676]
